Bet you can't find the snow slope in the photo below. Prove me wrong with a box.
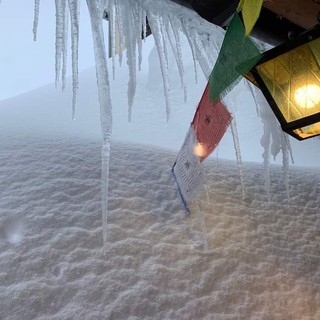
[0,135,319,319]
[1,35,319,167]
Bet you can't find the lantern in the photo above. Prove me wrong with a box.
[249,24,320,140]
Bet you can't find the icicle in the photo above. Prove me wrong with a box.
[196,203,208,251]
[204,183,210,204]
[62,0,69,91]
[87,0,112,249]
[55,0,64,88]
[147,12,171,121]
[245,80,260,116]
[159,17,171,104]
[285,133,295,165]
[137,31,143,72]
[180,18,198,84]
[270,122,281,161]
[258,87,272,200]
[200,32,217,67]
[133,3,144,72]
[114,1,124,67]
[280,130,290,199]
[68,0,80,120]
[230,118,246,199]
[261,123,271,201]
[188,27,212,79]
[167,15,187,102]
[33,0,40,41]
[107,0,116,80]
[142,12,147,41]
[120,2,137,121]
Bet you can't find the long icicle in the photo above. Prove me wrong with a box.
[54,0,64,88]
[281,132,290,200]
[86,0,112,249]
[147,11,171,121]
[68,0,80,120]
[122,1,137,120]
[261,123,271,201]
[62,0,69,91]
[166,15,187,102]
[197,203,208,251]
[230,118,246,199]
[188,26,211,79]
[114,1,124,67]
[107,0,116,80]
[180,17,198,84]
[33,0,40,41]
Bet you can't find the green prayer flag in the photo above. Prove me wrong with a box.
[209,13,262,102]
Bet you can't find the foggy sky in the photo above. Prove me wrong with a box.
[0,1,96,101]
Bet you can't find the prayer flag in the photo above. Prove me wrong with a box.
[209,13,262,102]
[192,83,232,161]
[172,127,204,212]
[238,0,263,36]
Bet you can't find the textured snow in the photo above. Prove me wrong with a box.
[0,135,319,320]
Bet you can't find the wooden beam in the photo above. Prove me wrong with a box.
[263,0,319,29]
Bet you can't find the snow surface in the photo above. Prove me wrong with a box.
[1,134,320,320]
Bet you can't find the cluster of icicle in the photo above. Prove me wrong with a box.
[247,82,292,200]
[32,0,113,247]
[31,0,292,247]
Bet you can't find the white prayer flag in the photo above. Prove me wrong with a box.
[173,127,204,211]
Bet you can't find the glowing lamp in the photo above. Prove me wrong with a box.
[249,24,320,140]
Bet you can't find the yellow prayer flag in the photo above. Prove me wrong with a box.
[238,0,263,36]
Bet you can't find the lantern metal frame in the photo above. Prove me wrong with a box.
[249,23,320,140]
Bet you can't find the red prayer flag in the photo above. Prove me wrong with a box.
[192,83,232,161]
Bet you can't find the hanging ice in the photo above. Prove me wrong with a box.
[54,0,64,88]
[230,118,246,199]
[280,131,290,199]
[180,18,199,84]
[120,1,137,121]
[33,0,40,41]
[31,0,301,246]
[147,11,171,121]
[62,0,69,91]
[106,0,116,80]
[100,0,222,121]
[166,15,187,102]
[68,0,80,120]
[248,83,295,198]
[260,115,271,200]
[87,0,112,248]
[197,204,208,251]
[53,0,69,90]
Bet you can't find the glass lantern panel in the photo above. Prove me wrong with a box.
[293,121,320,139]
[256,37,320,123]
